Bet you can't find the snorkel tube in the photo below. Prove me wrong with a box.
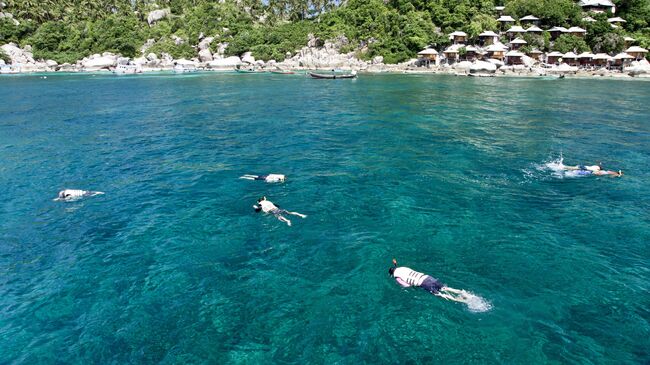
[389,258,397,276]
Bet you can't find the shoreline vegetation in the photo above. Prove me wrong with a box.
[1,0,649,79]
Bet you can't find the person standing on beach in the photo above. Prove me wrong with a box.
[253,196,306,226]
[388,259,472,303]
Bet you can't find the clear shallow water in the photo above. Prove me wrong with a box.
[0,73,649,364]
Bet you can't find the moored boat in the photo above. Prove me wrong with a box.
[270,70,295,74]
[174,64,198,73]
[308,70,357,79]
[113,64,142,75]
[235,68,265,73]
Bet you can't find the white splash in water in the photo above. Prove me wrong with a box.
[463,292,492,313]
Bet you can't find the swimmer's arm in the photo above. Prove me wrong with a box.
[395,278,410,288]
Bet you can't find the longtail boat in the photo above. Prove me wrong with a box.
[235,68,264,73]
[308,72,357,79]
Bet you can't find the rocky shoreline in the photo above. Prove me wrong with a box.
[2,34,649,79]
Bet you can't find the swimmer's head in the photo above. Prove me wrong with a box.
[257,196,266,203]
[388,267,395,276]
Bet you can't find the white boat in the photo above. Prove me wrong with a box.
[173,64,198,73]
[113,64,142,74]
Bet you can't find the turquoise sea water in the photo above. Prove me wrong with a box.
[0,73,648,364]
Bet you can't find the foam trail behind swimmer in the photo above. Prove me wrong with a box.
[463,292,492,313]
[544,157,565,172]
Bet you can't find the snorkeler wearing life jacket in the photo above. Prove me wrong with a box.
[240,174,286,183]
[54,189,104,201]
[388,259,472,303]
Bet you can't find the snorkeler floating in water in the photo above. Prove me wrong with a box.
[556,161,623,177]
[253,196,306,226]
[54,189,104,201]
[388,259,474,303]
[240,174,286,183]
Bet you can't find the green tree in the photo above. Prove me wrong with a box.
[505,0,581,27]
[553,34,589,53]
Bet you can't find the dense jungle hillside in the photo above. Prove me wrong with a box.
[0,0,648,64]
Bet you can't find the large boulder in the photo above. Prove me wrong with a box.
[45,60,58,67]
[241,51,255,64]
[0,11,19,26]
[146,52,158,61]
[215,42,228,57]
[198,48,213,62]
[521,55,536,67]
[549,63,578,73]
[141,38,155,54]
[470,60,497,73]
[626,59,650,76]
[171,35,185,45]
[1,43,35,64]
[147,9,170,25]
[453,60,473,71]
[175,58,197,66]
[82,55,117,69]
[207,56,242,69]
[198,37,214,51]
[133,57,148,66]
[117,57,130,65]
[306,33,324,48]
